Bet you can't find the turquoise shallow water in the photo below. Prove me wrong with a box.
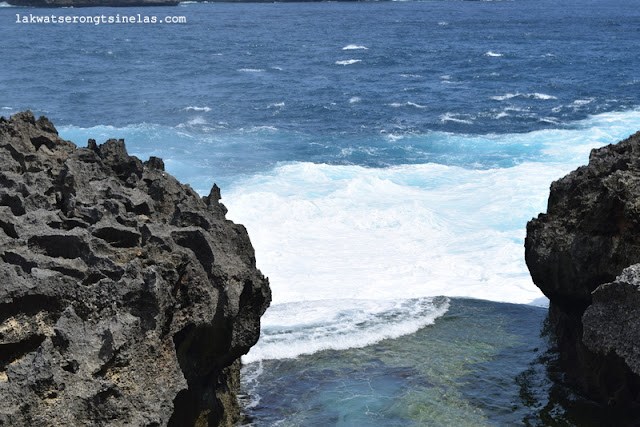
[239,298,629,426]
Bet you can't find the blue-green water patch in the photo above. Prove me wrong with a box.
[240,298,621,426]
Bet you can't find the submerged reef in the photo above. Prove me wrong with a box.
[0,111,271,426]
[526,131,640,416]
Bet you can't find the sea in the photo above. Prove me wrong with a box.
[2,0,640,424]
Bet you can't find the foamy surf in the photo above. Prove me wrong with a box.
[573,98,594,106]
[224,161,558,312]
[440,112,473,124]
[389,101,426,108]
[335,59,362,65]
[242,297,450,363]
[222,109,640,318]
[342,44,368,50]
[184,106,211,112]
[492,92,557,101]
[182,116,208,126]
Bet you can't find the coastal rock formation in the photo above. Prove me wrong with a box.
[525,131,640,411]
[0,111,271,426]
[583,265,640,378]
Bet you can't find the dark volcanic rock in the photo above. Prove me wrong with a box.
[583,265,640,377]
[525,131,640,412]
[0,111,271,426]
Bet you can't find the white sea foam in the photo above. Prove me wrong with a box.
[401,74,422,78]
[238,361,263,410]
[532,93,557,100]
[573,98,594,106]
[492,93,520,101]
[491,92,557,101]
[438,21,449,26]
[335,59,362,65]
[0,2,15,6]
[1,107,12,110]
[225,161,556,309]
[184,106,211,112]
[349,97,361,104]
[223,110,640,325]
[267,102,285,109]
[385,133,405,142]
[342,45,368,50]
[250,125,278,132]
[485,51,503,57]
[440,75,455,84]
[440,112,473,124]
[177,116,208,127]
[389,102,426,109]
[242,297,449,363]
[338,146,380,158]
[237,68,266,72]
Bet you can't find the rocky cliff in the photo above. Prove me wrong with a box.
[0,111,271,426]
[525,131,640,413]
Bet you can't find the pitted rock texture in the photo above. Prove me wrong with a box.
[526,131,640,412]
[0,111,271,426]
[583,264,640,377]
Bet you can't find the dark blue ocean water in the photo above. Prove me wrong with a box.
[2,0,640,179]
[2,0,640,424]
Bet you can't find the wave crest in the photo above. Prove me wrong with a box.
[242,297,450,363]
[335,59,362,65]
